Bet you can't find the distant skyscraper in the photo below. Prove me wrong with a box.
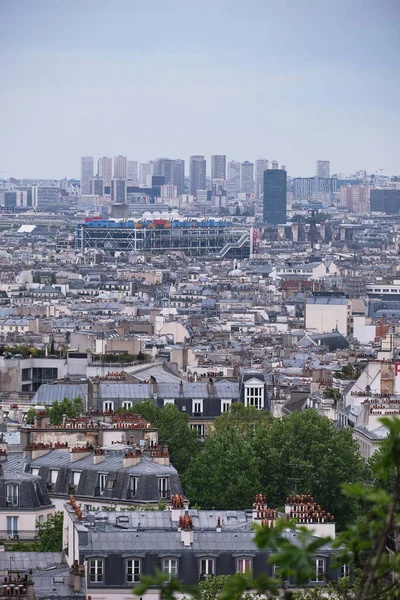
[81,156,94,195]
[155,158,175,184]
[90,177,104,196]
[110,178,126,203]
[270,160,279,170]
[139,162,153,186]
[227,160,241,197]
[173,159,185,195]
[240,161,254,194]
[113,155,127,179]
[127,160,138,181]
[211,155,226,180]
[97,157,112,185]
[316,160,330,178]
[263,170,287,224]
[189,155,206,197]
[255,159,269,199]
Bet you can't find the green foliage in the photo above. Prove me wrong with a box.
[49,396,84,424]
[322,387,341,399]
[134,416,400,600]
[92,352,150,363]
[128,401,200,476]
[34,512,63,551]
[184,408,262,509]
[333,364,360,380]
[196,575,265,600]
[12,512,64,552]
[158,501,167,511]
[254,410,365,530]
[4,345,45,358]
[25,407,36,424]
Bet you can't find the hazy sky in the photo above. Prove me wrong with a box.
[0,0,399,179]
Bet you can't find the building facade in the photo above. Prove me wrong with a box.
[263,169,287,224]
[81,157,94,196]
[189,156,207,198]
[113,155,127,179]
[211,155,226,181]
[316,160,330,178]
[255,159,269,199]
[97,157,112,186]
[173,160,185,196]
[240,161,254,194]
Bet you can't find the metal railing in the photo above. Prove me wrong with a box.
[0,530,37,541]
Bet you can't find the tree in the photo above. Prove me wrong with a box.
[35,511,63,551]
[130,402,200,476]
[25,407,36,424]
[253,411,365,530]
[50,339,55,355]
[184,420,261,509]
[49,396,84,425]
[137,351,146,361]
[134,416,400,600]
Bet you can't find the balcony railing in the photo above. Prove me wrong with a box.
[0,530,37,541]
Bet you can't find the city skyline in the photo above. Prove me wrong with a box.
[0,0,399,179]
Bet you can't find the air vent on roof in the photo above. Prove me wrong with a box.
[227,511,237,518]
[117,516,129,523]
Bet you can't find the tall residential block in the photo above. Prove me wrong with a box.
[113,155,127,179]
[173,160,185,196]
[211,155,226,181]
[240,161,254,194]
[316,160,330,178]
[227,161,241,197]
[155,158,175,185]
[340,184,370,213]
[139,162,153,186]
[81,156,94,195]
[98,157,112,185]
[127,160,138,182]
[263,169,287,224]
[255,159,269,199]
[189,155,206,197]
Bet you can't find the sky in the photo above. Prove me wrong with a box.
[0,0,399,179]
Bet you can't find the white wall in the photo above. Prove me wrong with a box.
[305,303,348,335]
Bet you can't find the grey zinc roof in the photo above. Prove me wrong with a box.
[0,552,64,571]
[29,450,178,476]
[306,297,348,305]
[31,384,88,405]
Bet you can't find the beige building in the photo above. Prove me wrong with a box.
[340,184,370,213]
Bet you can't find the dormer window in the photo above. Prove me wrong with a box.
[6,484,19,507]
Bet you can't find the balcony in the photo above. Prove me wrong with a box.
[0,530,37,541]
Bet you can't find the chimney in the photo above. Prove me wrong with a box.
[70,447,92,463]
[24,444,53,460]
[0,449,7,462]
[216,516,221,533]
[179,380,184,394]
[34,411,50,428]
[179,514,193,546]
[93,449,105,465]
[123,451,141,468]
[69,560,84,593]
[207,377,214,396]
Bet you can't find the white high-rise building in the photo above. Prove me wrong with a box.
[81,156,94,195]
[113,155,127,179]
[255,159,269,199]
[97,157,112,186]
[240,161,254,194]
[139,162,153,186]
[270,160,279,170]
[211,155,226,180]
[316,160,330,178]
[227,161,241,197]
[127,160,138,182]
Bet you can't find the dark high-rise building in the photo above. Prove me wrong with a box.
[211,155,226,180]
[263,169,287,224]
[173,159,185,195]
[370,189,400,214]
[90,177,104,196]
[154,158,175,184]
[110,178,126,203]
[189,155,206,197]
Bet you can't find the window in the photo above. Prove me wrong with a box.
[221,399,232,413]
[236,558,252,574]
[191,424,205,437]
[126,559,141,583]
[7,516,18,537]
[164,399,175,406]
[163,558,178,579]
[200,558,215,578]
[31,468,39,477]
[72,472,81,486]
[22,368,31,381]
[311,558,325,583]
[50,469,58,485]
[193,399,203,415]
[103,401,114,412]
[128,476,138,497]
[340,564,350,578]
[158,477,168,498]
[122,401,132,410]
[6,484,19,507]
[98,474,107,495]
[245,386,264,410]
[88,559,104,583]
